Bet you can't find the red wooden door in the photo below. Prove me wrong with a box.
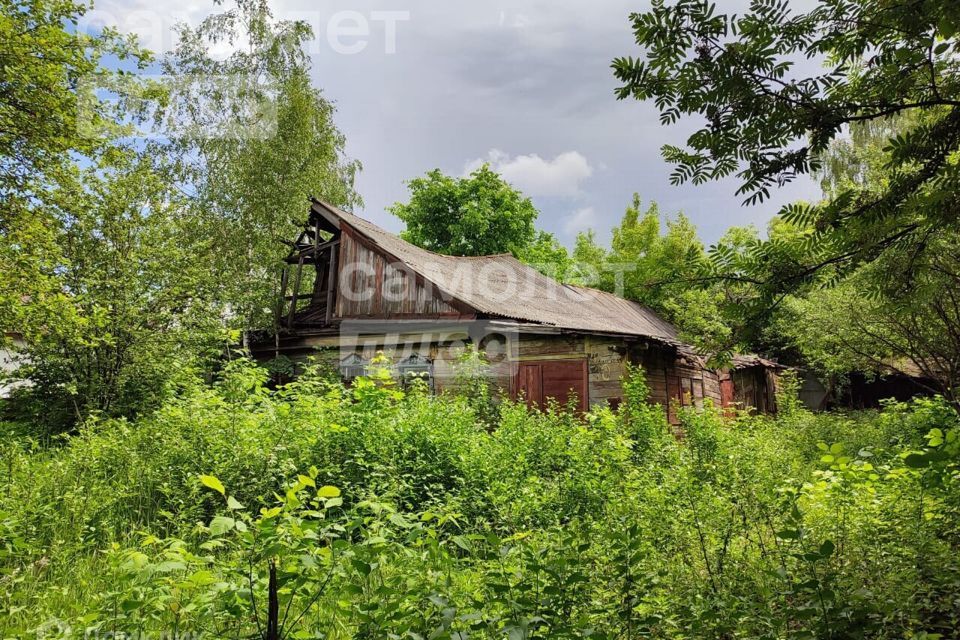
[515,359,588,412]
[720,378,736,418]
[518,363,542,410]
[541,359,588,412]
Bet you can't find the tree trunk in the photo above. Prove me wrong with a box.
[265,559,279,640]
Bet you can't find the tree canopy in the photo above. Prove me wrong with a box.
[389,166,540,257]
[1,0,362,431]
[613,0,960,305]
[160,0,360,344]
[1,0,150,346]
[0,0,148,201]
[769,116,960,402]
[571,195,711,324]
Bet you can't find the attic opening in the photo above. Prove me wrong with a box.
[280,205,342,330]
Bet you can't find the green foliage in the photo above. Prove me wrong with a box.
[614,0,960,329]
[4,3,960,635]
[767,118,960,401]
[2,360,958,638]
[450,345,498,427]
[389,164,571,277]
[0,0,149,201]
[3,147,225,434]
[569,194,752,355]
[160,0,361,342]
[0,0,167,425]
[516,230,573,281]
[619,364,669,455]
[3,0,364,434]
[571,195,706,311]
[390,165,540,257]
[775,369,803,417]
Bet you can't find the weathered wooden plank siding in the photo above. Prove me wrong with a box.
[727,367,777,413]
[256,328,734,420]
[336,227,461,318]
[515,335,585,359]
[586,336,627,409]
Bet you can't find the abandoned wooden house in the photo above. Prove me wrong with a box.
[251,199,781,421]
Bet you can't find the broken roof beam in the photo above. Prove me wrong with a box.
[284,237,340,264]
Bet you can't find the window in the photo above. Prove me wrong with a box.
[397,353,433,391]
[338,353,367,382]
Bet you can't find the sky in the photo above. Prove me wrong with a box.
[91,0,820,247]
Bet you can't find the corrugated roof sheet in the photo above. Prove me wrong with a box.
[313,200,681,342]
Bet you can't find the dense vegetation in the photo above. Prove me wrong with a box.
[2,361,958,638]
[612,0,960,370]
[4,0,960,636]
[1,0,359,434]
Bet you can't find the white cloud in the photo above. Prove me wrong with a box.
[563,206,596,235]
[463,149,593,197]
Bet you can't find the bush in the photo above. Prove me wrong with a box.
[1,360,958,638]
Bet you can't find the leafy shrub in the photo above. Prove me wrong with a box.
[1,359,958,638]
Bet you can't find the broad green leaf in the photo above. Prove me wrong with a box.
[209,516,236,535]
[776,529,801,540]
[904,453,930,468]
[317,485,341,498]
[199,475,225,496]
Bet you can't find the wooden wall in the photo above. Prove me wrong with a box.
[632,343,721,423]
[587,336,628,409]
[724,367,778,414]
[511,334,721,421]
[335,226,464,318]
[258,328,730,422]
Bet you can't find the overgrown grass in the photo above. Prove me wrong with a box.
[1,360,958,639]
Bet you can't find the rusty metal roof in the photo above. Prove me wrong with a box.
[312,200,681,342]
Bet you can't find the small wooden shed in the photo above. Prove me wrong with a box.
[718,355,786,415]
